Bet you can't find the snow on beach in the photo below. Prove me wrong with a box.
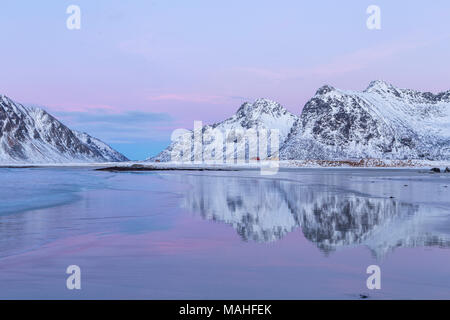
[2,159,449,171]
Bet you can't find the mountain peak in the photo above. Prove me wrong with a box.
[0,94,30,115]
[282,81,450,161]
[0,94,128,163]
[315,85,336,96]
[236,98,286,118]
[253,97,278,105]
[0,94,12,105]
[365,80,396,92]
[150,98,299,162]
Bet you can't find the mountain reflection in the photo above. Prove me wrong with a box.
[169,173,450,258]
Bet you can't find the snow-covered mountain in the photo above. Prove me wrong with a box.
[72,130,128,162]
[280,80,450,160]
[0,95,128,163]
[150,81,450,162]
[150,98,299,162]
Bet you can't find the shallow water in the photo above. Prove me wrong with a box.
[0,167,449,299]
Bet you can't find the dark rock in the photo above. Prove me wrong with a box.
[445,167,450,173]
[430,168,441,173]
[96,166,237,172]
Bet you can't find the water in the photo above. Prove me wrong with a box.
[0,167,449,299]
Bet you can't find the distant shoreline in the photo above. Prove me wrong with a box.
[1,159,449,171]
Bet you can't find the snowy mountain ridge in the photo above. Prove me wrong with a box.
[0,94,128,163]
[151,81,450,162]
[281,80,450,160]
[150,98,299,162]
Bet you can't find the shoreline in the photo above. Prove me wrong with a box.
[1,159,450,171]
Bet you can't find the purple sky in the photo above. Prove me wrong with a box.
[1,0,449,159]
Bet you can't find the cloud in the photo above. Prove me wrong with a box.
[300,40,431,78]
[118,34,201,62]
[40,103,121,113]
[232,36,443,81]
[55,110,172,125]
[146,93,228,104]
[51,109,174,144]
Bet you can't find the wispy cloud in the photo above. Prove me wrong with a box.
[118,34,201,62]
[146,93,227,104]
[300,39,432,78]
[233,36,444,81]
[29,103,120,114]
[55,110,172,125]
[51,109,174,144]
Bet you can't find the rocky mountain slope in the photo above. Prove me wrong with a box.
[150,81,450,162]
[150,98,299,162]
[0,95,128,163]
[281,80,450,160]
